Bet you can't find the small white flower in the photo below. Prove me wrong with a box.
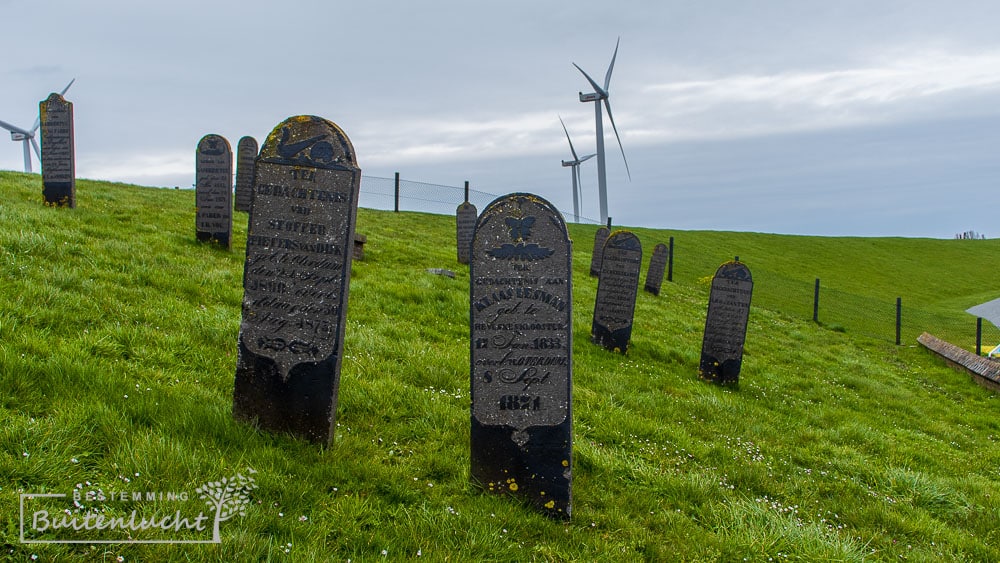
[299,515,308,522]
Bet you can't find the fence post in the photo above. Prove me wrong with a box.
[394,172,400,212]
[813,278,820,323]
[464,180,469,203]
[895,297,902,345]
[977,317,983,355]
[667,236,674,282]
[606,217,612,229]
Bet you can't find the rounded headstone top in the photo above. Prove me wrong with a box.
[259,115,358,171]
[605,230,641,251]
[197,134,231,155]
[43,92,69,104]
[715,260,752,282]
[476,193,570,243]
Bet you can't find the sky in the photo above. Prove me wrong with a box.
[2,0,999,238]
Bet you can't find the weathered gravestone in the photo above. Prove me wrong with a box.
[644,242,668,296]
[456,200,477,264]
[195,134,233,249]
[470,193,573,519]
[699,259,753,385]
[591,230,642,353]
[234,135,258,213]
[39,93,75,207]
[589,226,610,276]
[233,115,361,445]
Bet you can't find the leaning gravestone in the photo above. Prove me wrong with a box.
[39,93,75,207]
[699,259,753,385]
[233,115,361,445]
[644,242,668,296]
[234,136,258,213]
[456,200,477,264]
[589,226,610,276]
[591,231,642,353]
[195,134,233,249]
[470,193,572,519]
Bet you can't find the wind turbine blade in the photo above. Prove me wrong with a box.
[580,153,596,162]
[0,118,31,136]
[573,63,607,97]
[558,115,580,161]
[30,116,40,134]
[604,37,620,91]
[30,137,41,160]
[576,167,584,216]
[604,99,631,180]
[60,78,76,96]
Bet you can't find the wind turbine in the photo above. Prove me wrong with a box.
[573,38,629,225]
[0,78,75,173]
[559,116,595,223]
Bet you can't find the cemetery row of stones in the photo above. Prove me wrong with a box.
[41,112,754,521]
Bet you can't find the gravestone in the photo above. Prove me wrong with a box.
[644,243,668,296]
[353,232,367,260]
[234,136,258,213]
[591,231,642,353]
[589,227,610,276]
[699,260,753,385]
[456,200,477,264]
[195,134,233,249]
[233,115,361,445]
[470,193,573,519]
[39,93,75,207]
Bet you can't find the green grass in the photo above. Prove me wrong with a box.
[2,170,999,561]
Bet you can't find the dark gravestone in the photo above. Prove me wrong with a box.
[470,193,572,519]
[233,115,361,445]
[589,227,610,276]
[699,260,753,385]
[353,232,367,260]
[195,134,233,249]
[456,201,477,264]
[234,136,258,213]
[644,243,668,296]
[591,231,642,353]
[39,93,75,208]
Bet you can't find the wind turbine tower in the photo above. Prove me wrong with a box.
[559,116,595,223]
[573,38,629,225]
[0,79,75,173]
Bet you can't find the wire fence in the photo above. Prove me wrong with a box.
[359,173,996,355]
[358,174,601,224]
[750,274,1000,355]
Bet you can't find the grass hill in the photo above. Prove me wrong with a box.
[1,170,999,561]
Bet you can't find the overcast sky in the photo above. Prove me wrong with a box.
[2,0,999,237]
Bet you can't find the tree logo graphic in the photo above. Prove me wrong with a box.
[194,469,258,542]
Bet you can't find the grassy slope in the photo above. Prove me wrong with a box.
[1,171,998,561]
